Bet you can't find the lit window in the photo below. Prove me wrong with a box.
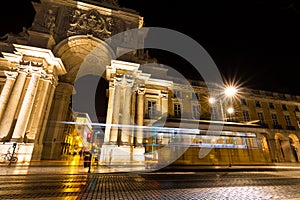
[284,115,292,126]
[192,105,200,119]
[174,103,181,118]
[242,110,250,122]
[173,90,181,98]
[271,113,279,125]
[257,112,265,124]
[147,101,156,119]
[210,107,218,120]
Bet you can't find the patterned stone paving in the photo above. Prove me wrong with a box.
[0,171,300,199]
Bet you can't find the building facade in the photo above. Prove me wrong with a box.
[0,0,299,167]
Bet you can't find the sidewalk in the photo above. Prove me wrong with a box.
[158,163,300,172]
[2,154,300,175]
[2,161,300,175]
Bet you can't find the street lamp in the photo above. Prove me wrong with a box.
[208,85,238,122]
[227,107,234,121]
[224,86,238,98]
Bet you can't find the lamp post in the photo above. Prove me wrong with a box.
[208,85,238,121]
[227,107,234,121]
[208,85,238,166]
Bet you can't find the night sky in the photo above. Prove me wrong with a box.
[1,0,300,95]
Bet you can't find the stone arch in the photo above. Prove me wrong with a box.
[274,133,286,162]
[288,134,300,162]
[258,132,272,162]
[51,35,116,122]
[53,35,116,84]
[42,35,116,159]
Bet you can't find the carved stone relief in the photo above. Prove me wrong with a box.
[67,9,115,40]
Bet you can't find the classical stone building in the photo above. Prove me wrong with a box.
[0,0,299,167]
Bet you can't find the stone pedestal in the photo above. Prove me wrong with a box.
[0,142,34,165]
[132,147,145,163]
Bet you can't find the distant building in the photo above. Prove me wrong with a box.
[0,0,299,167]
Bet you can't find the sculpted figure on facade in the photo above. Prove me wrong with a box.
[0,27,29,44]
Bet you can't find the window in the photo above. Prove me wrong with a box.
[211,107,218,120]
[191,92,199,100]
[147,101,156,119]
[284,115,292,126]
[294,105,300,112]
[174,103,181,118]
[255,100,261,107]
[241,99,247,106]
[173,90,181,98]
[192,105,200,119]
[242,110,250,122]
[269,103,275,109]
[271,113,279,125]
[282,104,287,111]
[257,112,265,124]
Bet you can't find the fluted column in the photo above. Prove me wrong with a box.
[121,81,133,145]
[0,71,18,121]
[110,81,121,143]
[36,76,57,145]
[12,71,42,141]
[104,81,115,143]
[26,75,53,141]
[0,70,28,140]
[136,87,145,146]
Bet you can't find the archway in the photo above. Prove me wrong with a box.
[53,35,115,122]
[41,35,115,159]
[274,133,286,162]
[259,133,272,162]
[288,134,300,162]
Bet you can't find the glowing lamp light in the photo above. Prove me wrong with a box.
[224,86,238,97]
[227,107,234,114]
[209,97,216,104]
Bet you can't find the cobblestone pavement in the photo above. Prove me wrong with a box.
[1,170,300,200]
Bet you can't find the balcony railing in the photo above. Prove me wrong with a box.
[273,124,283,129]
[286,125,296,130]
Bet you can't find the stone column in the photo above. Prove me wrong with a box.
[161,90,168,115]
[12,71,42,141]
[267,138,276,162]
[104,81,115,143]
[32,77,57,160]
[130,91,136,144]
[121,82,133,145]
[0,70,27,140]
[282,139,294,162]
[26,75,52,141]
[37,76,57,145]
[110,81,121,143]
[41,82,73,160]
[0,71,18,121]
[136,87,145,146]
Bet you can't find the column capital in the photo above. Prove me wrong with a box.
[45,74,58,86]
[160,90,168,99]
[17,67,29,75]
[137,87,145,95]
[29,68,47,78]
[109,80,115,88]
[4,71,18,79]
